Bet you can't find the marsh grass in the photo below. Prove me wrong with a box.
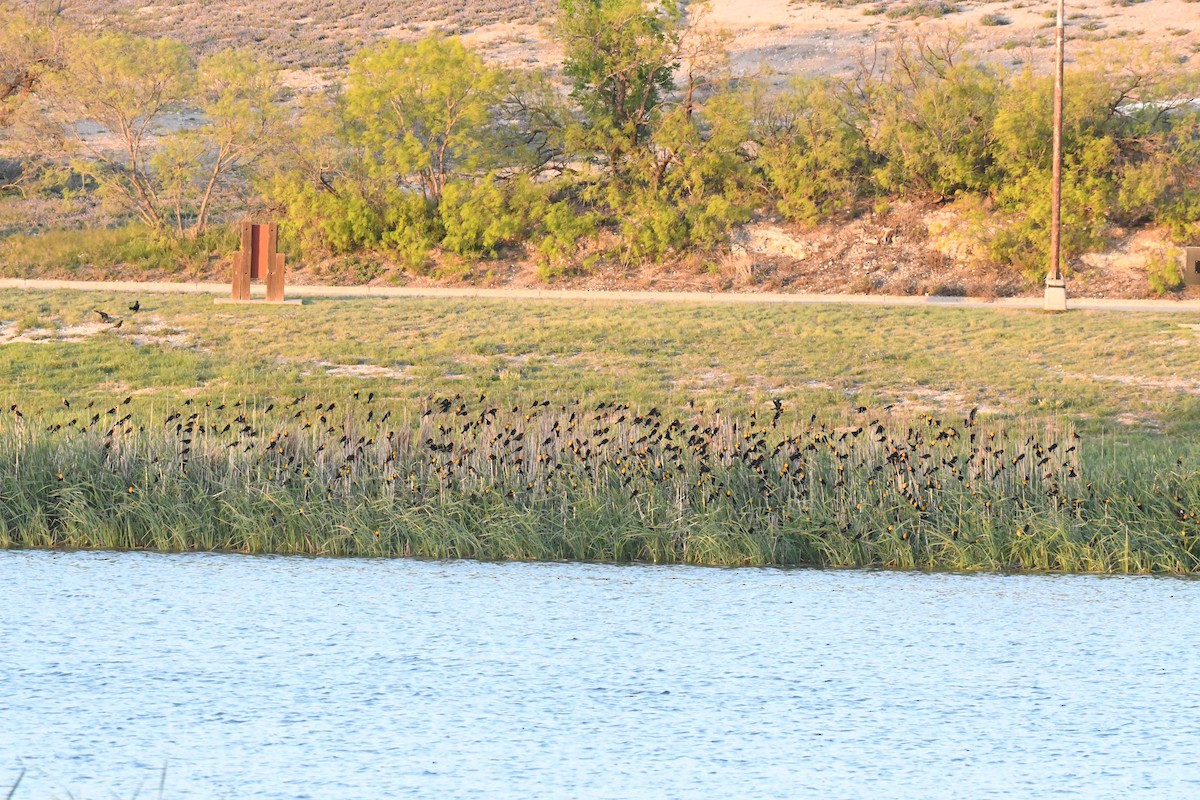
[2,391,1198,572]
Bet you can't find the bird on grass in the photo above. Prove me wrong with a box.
[129,300,141,313]
[94,310,114,323]
[110,319,124,330]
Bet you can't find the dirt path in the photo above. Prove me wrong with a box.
[5,278,1200,313]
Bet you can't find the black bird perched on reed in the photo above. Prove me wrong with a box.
[94,310,114,323]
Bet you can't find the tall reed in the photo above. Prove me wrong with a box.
[1,393,1197,572]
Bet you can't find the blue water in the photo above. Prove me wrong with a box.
[2,550,1199,799]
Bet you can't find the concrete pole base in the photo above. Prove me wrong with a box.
[1044,279,1067,311]
[214,298,304,305]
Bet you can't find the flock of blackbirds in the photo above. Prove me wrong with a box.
[93,299,139,329]
[8,383,1106,539]
[6,289,1097,530]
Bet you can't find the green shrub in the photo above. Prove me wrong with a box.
[601,91,755,262]
[986,66,1147,282]
[754,77,870,224]
[615,189,690,263]
[1159,195,1200,244]
[1146,246,1184,295]
[380,193,441,272]
[857,34,1002,199]
[1119,108,1200,242]
[343,37,506,207]
[534,200,599,280]
[439,175,545,258]
[987,143,1117,283]
[884,1,959,20]
[265,37,516,260]
[332,255,385,284]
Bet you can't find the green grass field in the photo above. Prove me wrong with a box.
[2,288,1199,572]
[2,288,1200,429]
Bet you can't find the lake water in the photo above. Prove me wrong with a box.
[1,551,1199,799]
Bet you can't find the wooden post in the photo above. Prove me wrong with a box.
[233,221,252,300]
[267,252,286,302]
[232,252,250,300]
[241,221,254,278]
[1044,0,1068,311]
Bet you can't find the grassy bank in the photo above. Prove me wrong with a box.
[3,289,1200,430]
[2,289,1199,571]
[1,391,1199,572]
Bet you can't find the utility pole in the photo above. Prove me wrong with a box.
[1045,0,1068,311]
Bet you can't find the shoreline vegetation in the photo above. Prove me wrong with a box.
[2,2,1198,296]
[2,290,1199,574]
[3,393,1199,573]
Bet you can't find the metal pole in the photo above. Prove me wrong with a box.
[1045,0,1068,310]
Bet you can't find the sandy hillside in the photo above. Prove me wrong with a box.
[458,0,1200,80]
[41,0,1200,79]
[703,0,1198,76]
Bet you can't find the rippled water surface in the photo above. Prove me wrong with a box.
[2,551,1200,799]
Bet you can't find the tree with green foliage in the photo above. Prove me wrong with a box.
[259,92,382,254]
[43,32,194,231]
[496,68,576,178]
[611,86,754,263]
[268,35,582,271]
[985,47,1194,280]
[1104,48,1200,245]
[555,0,685,169]
[42,32,284,237]
[752,76,870,224]
[1,5,67,196]
[440,173,550,257]
[553,1,754,262]
[344,36,506,208]
[0,3,63,133]
[851,31,1002,200]
[188,49,286,235]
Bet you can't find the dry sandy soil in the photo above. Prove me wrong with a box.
[293,204,1192,300]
